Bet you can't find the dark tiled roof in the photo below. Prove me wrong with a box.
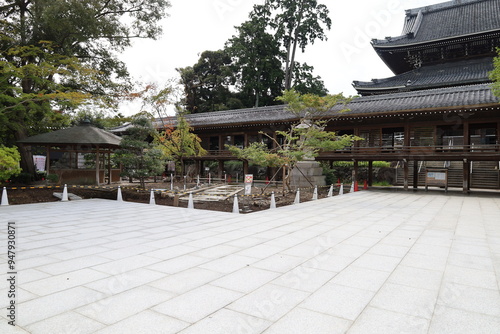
[353,57,494,93]
[18,123,122,147]
[176,84,498,128]
[181,105,298,127]
[344,83,497,115]
[372,0,500,48]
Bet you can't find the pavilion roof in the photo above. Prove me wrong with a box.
[353,57,493,95]
[176,83,498,129]
[372,0,500,49]
[18,123,122,148]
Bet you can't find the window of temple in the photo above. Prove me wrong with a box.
[470,123,497,145]
[234,135,245,149]
[410,127,434,147]
[209,136,219,150]
[359,129,381,147]
[437,125,464,147]
[382,127,405,148]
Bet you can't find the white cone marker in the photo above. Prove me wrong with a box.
[339,183,344,195]
[149,189,156,205]
[62,184,69,202]
[350,182,354,193]
[232,194,239,214]
[312,186,318,200]
[327,184,333,197]
[270,192,276,209]
[294,188,300,204]
[188,192,194,209]
[117,186,123,201]
[1,187,9,206]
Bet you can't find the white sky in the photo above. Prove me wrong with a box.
[119,0,439,116]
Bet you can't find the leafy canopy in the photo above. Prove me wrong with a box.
[1,0,170,174]
[155,112,207,173]
[228,90,359,168]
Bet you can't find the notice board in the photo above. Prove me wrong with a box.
[425,168,448,192]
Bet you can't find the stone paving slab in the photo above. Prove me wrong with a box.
[0,191,500,333]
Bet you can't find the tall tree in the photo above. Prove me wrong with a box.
[0,0,170,175]
[177,50,236,113]
[263,0,331,90]
[292,62,328,96]
[225,5,285,107]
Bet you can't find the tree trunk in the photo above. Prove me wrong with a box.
[284,38,293,90]
[14,128,35,176]
[285,1,304,90]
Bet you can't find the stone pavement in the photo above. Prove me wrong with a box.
[0,191,500,333]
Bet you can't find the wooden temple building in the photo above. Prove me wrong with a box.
[169,0,500,192]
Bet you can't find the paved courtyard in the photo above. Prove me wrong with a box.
[1,190,500,333]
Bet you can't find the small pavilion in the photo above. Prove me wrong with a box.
[18,122,122,185]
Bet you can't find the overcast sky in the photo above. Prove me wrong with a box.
[119,0,440,116]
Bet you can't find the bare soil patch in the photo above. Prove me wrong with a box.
[2,182,337,213]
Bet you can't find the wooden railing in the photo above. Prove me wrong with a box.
[194,145,500,160]
[317,144,500,159]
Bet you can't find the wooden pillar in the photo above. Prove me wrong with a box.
[353,128,360,149]
[404,123,411,148]
[368,161,373,186]
[403,159,409,191]
[195,160,201,176]
[46,146,51,176]
[95,146,100,185]
[413,160,419,189]
[107,150,111,185]
[463,159,470,193]
[74,149,78,170]
[353,160,358,185]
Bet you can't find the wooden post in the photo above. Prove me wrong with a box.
[74,147,78,169]
[404,123,411,148]
[403,159,409,191]
[353,160,358,185]
[95,146,100,185]
[463,159,470,194]
[413,160,419,189]
[195,160,201,177]
[46,146,51,176]
[368,161,373,186]
[218,135,223,152]
[107,150,111,185]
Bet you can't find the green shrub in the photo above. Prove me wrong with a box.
[0,146,22,181]
[46,174,59,183]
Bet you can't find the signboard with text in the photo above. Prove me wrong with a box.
[425,168,448,192]
[244,174,253,195]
